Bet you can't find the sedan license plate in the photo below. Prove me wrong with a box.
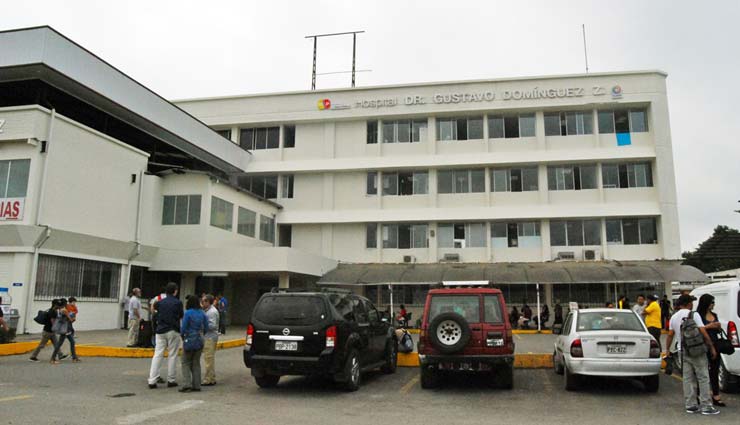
[606,344,627,354]
[274,341,298,351]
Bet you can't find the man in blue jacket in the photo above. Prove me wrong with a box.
[148,282,183,389]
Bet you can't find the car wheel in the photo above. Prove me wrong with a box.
[553,350,564,375]
[719,359,739,393]
[420,366,438,389]
[564,364,579,391]
[343,350,361,392]
[254,374,280,388]
[428,312,471,355]
[497,364,514,390]
[643,374,659,393]
[380,339,397,374]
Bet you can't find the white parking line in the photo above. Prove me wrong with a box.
[116,400,204,424]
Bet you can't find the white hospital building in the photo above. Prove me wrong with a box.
[0,27,705,333]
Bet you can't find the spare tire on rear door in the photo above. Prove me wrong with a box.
[428,312,471,354]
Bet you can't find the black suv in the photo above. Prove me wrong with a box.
[244,289,397,391]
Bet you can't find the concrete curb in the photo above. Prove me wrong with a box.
[406,329,553,335]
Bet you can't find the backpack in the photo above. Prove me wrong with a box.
[399,331,414,353]
[681,313,707,357]
[33,310,48,325]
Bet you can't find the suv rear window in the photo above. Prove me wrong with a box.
[429,295,480,323]
[254,295,327,326]
[484,295,503,323]
[577,311,644,332]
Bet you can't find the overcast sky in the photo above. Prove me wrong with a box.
[5,0,739,252]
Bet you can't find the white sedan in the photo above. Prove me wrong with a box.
[553,308,662,392]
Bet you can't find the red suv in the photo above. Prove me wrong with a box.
[418,286,514,389]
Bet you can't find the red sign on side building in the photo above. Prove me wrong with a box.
[0,198,24,221]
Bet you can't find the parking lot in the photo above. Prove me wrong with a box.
[1,347,737,425]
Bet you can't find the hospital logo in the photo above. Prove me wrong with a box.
[317,99,332,110]
[611,85,623,99]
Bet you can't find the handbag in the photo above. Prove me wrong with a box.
[183,333,204,352]
[715,329,735,355]
[33,310,48,325]
[51,317,69,335]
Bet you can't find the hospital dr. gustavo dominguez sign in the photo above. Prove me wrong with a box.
[316,84,622,110]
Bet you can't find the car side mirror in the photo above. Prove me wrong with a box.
[552,324,562,335]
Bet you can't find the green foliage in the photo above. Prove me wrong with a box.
[682,225,740,273]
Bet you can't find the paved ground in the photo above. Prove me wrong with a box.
[1,347,737,425]
[13,326,246,347]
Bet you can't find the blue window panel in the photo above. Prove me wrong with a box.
[616,132,632,146]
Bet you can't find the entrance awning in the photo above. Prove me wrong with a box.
[317,261,708,286]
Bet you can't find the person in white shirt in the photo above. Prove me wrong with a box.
[126,288,142,347]
[632,294,646,321]
[201,294,220,386]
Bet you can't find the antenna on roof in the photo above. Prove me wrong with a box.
[305,30,366,90]
[582,24,589,74]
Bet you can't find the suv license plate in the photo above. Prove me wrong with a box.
[606,344,627,354]
[275,341,298,351]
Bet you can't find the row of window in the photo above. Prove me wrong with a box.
[161,195,275,243]
[237,175,294,199]
[0,158,31,198]
[366,109,648,143]
[215,126,297,151]
[365,218,658,249]
[35,254,121,301]
[365,162,653,196]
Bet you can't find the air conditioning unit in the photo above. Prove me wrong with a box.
[443,253,461,262]
[583,249,601,261]
[403,255,416,263]
[453,239,466,249]
[557,251,576,261]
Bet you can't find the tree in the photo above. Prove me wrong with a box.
[682,225,740,273]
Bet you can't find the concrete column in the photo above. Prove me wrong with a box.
[541,219,551,261]
[538,164,549,204]
[279,272,290,289]
[230,126,239,144]
[535,111,546,150]
[427,117,436,155]
[544,283,553,309]
[663,281,672,300]
[180,272,197,300]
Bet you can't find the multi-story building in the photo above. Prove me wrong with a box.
[0,27,705,333]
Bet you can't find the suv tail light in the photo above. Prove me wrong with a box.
[729,321,740,348]
[326,325,337,348]
[649,338,660,358]
[246,323,254,346]
[570,338,583,358]
[418,326,427,352]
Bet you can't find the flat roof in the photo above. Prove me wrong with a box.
[0,26,250,174]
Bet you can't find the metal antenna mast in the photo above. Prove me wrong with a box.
[582,24,589,73]
[305,30,365,90]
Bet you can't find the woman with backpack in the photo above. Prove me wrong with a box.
[50,299,73,365]
[697,294,725,407]
[179,295,207,392]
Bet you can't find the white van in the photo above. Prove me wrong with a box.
[691,280,740,392]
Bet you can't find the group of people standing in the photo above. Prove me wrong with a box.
[28,297,81,364]
[144,282,221,392]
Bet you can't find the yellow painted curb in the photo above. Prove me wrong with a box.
[397,353,553,369]
[404,329,552,335]
[0,342,42,356]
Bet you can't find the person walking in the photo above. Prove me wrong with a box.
[643,294,663,351]
[122,292,131,330]
[660,295,672,330]
[29,299,66,362]
[148,283,183,389]
[127,288,142,347]
[66,297,81,362]
[665,294,719,415]
[180,295,207,393]
[217,293,228,335]
[50,299,72,365]
[201,294,219,386]
[696,294,726,407]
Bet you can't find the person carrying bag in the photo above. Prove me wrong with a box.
[179,295,207,393]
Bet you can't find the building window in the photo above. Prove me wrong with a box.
[382,119,427,143]
[605,217,658,245]
[437,169,485,194]
[237,207,256,237]
[367,121,378,144]
[598,109,648,134]
[547,164,598,190]
[215,129,232,140]
[239,126,280,150]
[278,224,292,247]
[0,158,30,198]
[381,171,428,196]
[602,162,653,188]
[238,175,278,199]
[259,215,275,243]
[210,196,233,231]
[35,254,121,301]
[491,167,538,192]
[544,111,593,136]
[366,223,377,248]
[550,220,602,246]
[281,175,294,198]
[162,195,201,225]
[382,224,428,249]
[438,223,486,248]
[283,125,296,148]
[491,222,541,248]
[488,114,536,138]
[436,117,484,141]
[366,172,378,195]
